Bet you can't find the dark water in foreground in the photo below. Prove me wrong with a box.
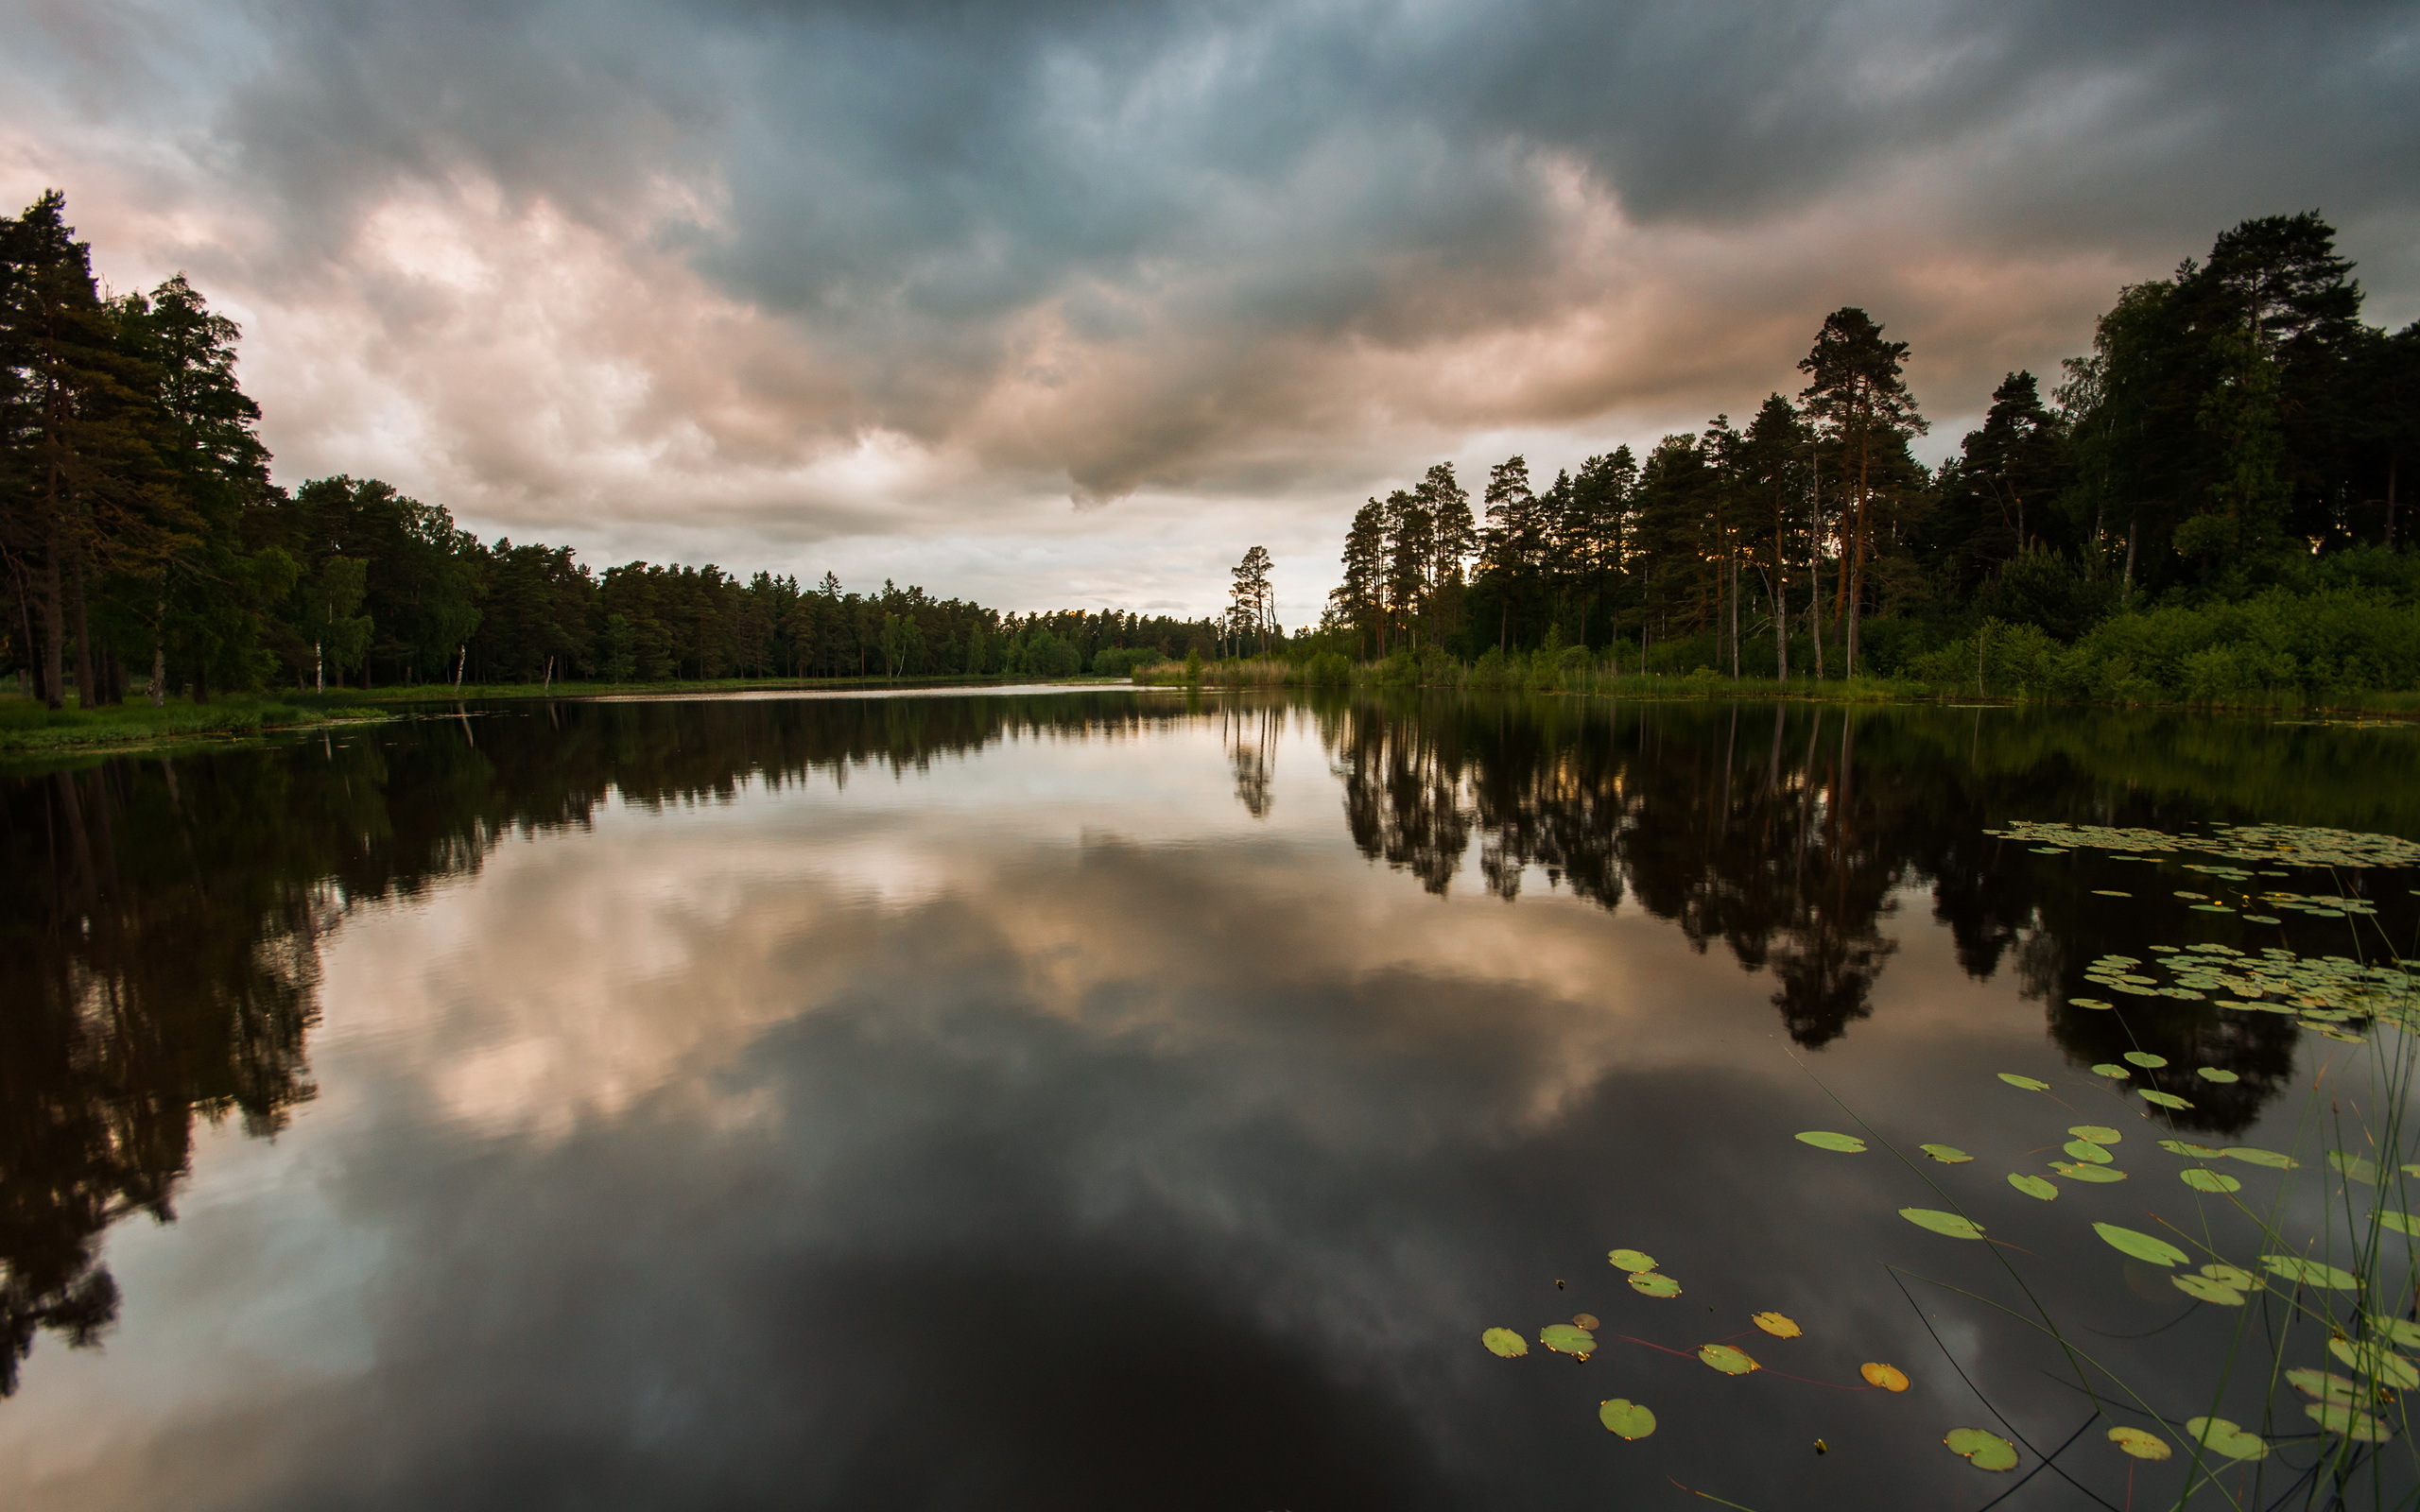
[5,690,2418,1510]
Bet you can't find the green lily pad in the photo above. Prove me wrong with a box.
[1540,1323,1596,1359]
[2062,1139,2115,1164]
[1996,1074,2050,1091]
[2329,1337,2420,1389]
[2122,1051,2169,1068]
[2094,1223,2187,1266]
[2243,915,2282,924]
[1900,1208,1985,1240]
[2068,1125,2121,1144]
[2091,1063,2132,1078]
[1920,1143,1973,1164]
[2159,1139,2226,1158]
[2264,1255,2360,1290]
[2307,1401,2394,1441]
[2190,903,2234,913]
[2107,1425,2171,1460]
[2196,1067,2240,1083]
[2288,1367,2363,1404]
[1481,1328,1529,1358]
[1627,1270,1682,1298]
[2069,996,2115,1008]
[2328,1152,2379,1184]
[2139,1090,2193,1109]
[1697,1343,1758,1375]
[1607,1248,1657,1273]
[2052,1161,2127,1183]
[2224,1146,2298,1169]
[2007,1173,2058,1200]
[1945,1427,2017,1471]
[2180,1168,2242,1194]
[1794,1131,1867,1153]
[2380,1212,2420,1237]
[2171,1273,2246,1305]
[1598,1398,1656,1438]
[2371,1315,2420,1349]
[2201,1263,2256,1288]
[2185,1418,2267,1461]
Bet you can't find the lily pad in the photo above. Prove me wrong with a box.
[1628,1271,1682,1298]
[1794,1131,1867,1153]
[2196,1067,2240,1083]
[2091,1063,2133,1078]
[1996,1074,2050,1091]
[1945,1427,2017,1471]
[1900,1208,1985,1240]
[2122,1051,2169,1068]
[2107,1426,2170,1461]
[2328,1337,2420,1389]
[1598,1398,1656,1439]
[2159,1139,2225,1158]
[1571,1313,1599,1330]
[2052,1161,2126,1183]
[1607,1248,1657,1273]
[2140,1089,2193,1109]
[1859,1361,1910,1392]
[2328,1151,2379,1184]
[1481,1328,1529,1358]
[2307,1401,2394,1441]
[2370,1314,2420,1349]
[2094,1223,2187,1266]
[1540,1323,1596,1359]
[2263,1255,2360,1290]
[2069,996,2115,1007]
[2185,1418,2268,1461]
[1920,1143,1974,1164]
[2180,1168,2241,1194]
[1698,1343,1759,1375]
[2062,1139,2114,1164]
[2068,1125,2121,1144]
[2171,1273,2246,1305]
[2007,1174,2058,1200]
[1751,1312,1802,1339]
[2288,1367,2363,1404]
[2380,1212,2420,1237]
[2223,1146,2298,1169]
[2201,1263,2256,1288]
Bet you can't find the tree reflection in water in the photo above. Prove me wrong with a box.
[1311,692,2396,1121]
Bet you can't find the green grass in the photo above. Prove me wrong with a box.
[339,672,1043,703]
[0,692,387,756]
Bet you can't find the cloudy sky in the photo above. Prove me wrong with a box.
[3,0,2414,621]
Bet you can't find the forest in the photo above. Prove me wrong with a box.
[1311,211,2420,703]
[8,193,2417,710]
[0,191,1214,707]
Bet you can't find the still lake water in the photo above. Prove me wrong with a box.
[5,689,2417,1510]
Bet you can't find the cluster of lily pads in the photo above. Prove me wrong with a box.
[1480,1247,1909,1445]
[2065,942,2415,1048]
[1991,820,2420,871]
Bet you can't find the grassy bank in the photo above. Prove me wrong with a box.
[1132,655,2420,716]
[0,691,389,757]
[0,672,1114,758]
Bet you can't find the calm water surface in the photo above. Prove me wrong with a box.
[5,691,2417,1509]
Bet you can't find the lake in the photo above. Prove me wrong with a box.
[5,689,2417,1509]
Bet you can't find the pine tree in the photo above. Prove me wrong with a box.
[1797,307,1926,678]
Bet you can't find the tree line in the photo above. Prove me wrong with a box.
[0,191,1224,707]
[1322,211,2420,688]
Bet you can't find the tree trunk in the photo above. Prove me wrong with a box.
[68,556,98,709]
[149,627,165,707]
[39,535,66,710]
[1847,434,1870,679]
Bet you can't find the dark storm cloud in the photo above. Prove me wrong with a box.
[3,0,2413,597]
